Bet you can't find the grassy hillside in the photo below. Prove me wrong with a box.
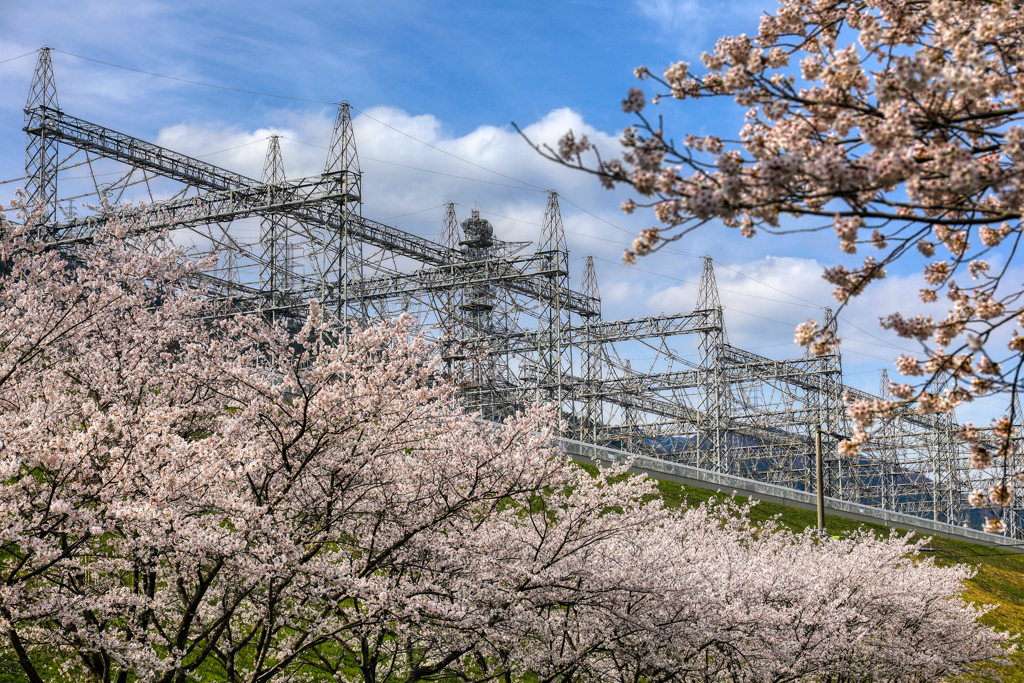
[652,476,1024,682]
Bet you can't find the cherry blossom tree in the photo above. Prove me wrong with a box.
[521,0,1024,522]
[298,489,1014,683]
[469,501,1013,683]
[0,196,596,683]
[0,195,1014,682]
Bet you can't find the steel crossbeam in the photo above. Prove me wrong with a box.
[26,107,258,191]
[24,108,549,270]
[350,252,561,300]
[40,173,357,246]
[578,311,719,341]
[26,107,458,265]
[460,311,720,354]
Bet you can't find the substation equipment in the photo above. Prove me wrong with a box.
[17,49,1024,537]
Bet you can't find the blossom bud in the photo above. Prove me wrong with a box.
[794,320,818,346]
[663,61,689,84]
[970,444,992,469]
[890,383,915,399]
[979,226,1003,247]
[984,517,1007,534]
[957,424,980,442]
[622,88,646,114]
[895,355,923,376]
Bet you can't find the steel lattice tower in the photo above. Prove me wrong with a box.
[580,255,601,443]
[260,135,287,305]
[324,102,363,326]
[536,191,573,417]
[696,257,728,471]
[24,48,59,227]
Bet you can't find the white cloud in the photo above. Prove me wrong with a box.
[152,104,638,262]
[635,0,704,34]
[636,253,961,396]
[634,0,776,55]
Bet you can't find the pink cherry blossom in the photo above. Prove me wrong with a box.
[0,198,1014,681]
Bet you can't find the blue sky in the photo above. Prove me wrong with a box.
[0,0,1009,421]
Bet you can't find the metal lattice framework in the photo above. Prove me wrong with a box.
[15,49,1024,538]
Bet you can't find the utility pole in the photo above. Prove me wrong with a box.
[815,424,825,532]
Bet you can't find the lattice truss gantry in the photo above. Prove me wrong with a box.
[16,49,1024,537]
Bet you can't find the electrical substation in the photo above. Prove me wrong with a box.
[16,48,1024,538]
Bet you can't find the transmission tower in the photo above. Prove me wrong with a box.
[323,102,363,326]
[580,255,601,443]
[260,135,287,310]
[696,257,728,471]
[24,47,59,228]
[536,191,573,418]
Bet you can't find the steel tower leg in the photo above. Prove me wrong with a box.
[818,308,844,500]
[581,255,602,443]
[439,202,464,377]
[1006,392,1024,539]
[260,135,287,312]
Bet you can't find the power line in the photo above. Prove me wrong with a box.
[51,49,337,104]
[280,137,545,192]
[566,230,632,246]
[195,137,269,158]
[363,157,544,191]
[842,348,913,363]
[559,195,639,238]
[383,204,447,221]
[455,204,542,227]
[708,259,822,307]
[591,256,823,310]
[350,107,548,193]
[278,137,326,149]
[0,50,39,67]
[837,314,920,353]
